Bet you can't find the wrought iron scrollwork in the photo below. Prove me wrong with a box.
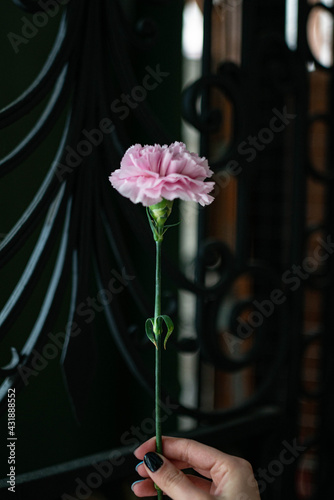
[182,62,245,168]
[12,0,43,13]
[0,347,23,376]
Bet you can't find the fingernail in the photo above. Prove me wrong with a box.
[135,460,143,472]
[131,479,144,492]
[144,452,163,472]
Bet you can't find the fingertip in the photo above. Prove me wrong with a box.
[133,436,157,459]
[131,479,145,491]
[133,445,142,459]
[135,460,144,471]
[131,479,145,493]
[131,478,158,497]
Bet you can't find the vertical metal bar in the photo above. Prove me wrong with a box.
[317,44,334,500]
[196,0,213,415]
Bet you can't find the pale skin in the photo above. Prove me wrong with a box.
[132,436,261,500]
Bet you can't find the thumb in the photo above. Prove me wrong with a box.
[143,451,211,500]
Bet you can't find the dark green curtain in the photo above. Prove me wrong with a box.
[0,0,183,475]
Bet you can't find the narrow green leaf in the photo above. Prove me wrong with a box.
[164,221,181,229]
[146,208,157,237]
[157,314,174,349]
[145,318,157,348]
[162,221,181,237]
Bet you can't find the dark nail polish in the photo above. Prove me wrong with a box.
[144,452,163,472]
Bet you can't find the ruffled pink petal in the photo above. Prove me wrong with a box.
[109,142,215,207]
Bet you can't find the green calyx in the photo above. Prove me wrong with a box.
[149,199,174,228]
[147,199,180,242]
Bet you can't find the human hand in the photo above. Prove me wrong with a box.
[132,436,260,499]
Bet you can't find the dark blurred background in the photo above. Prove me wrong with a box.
[0,0,333,499]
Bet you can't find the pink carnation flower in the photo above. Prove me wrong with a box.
[109,142,215,207]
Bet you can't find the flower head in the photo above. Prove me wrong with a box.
[109,142,215,207]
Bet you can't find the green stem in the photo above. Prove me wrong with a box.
[154,238,163,499]
[155,327,162,453]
